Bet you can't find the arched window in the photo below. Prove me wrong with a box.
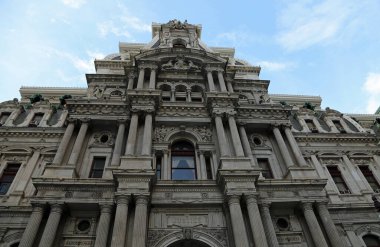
[363,234,380,247]
[171,140,196,180]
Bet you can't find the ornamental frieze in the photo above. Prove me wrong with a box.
[237,107,289,120]
[68,103,128,115]
[153,125,212,143]
[157,106,209,118]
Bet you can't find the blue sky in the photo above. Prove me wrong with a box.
[1,0,380,114]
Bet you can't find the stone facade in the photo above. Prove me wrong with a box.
[0,20,380,247]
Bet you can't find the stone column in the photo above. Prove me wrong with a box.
[111,195,130,247]
[316,202,344,247]
[260,202,279,247]
[217,70,227,92]
[228,114,245,157]
[302,202,328,247]
[238,123,258,166]
[111,120,126,166]
[125,113,139,156]
[67,119,89,166]
[52,120,75,165]
[186,89,192,102]
[284,126,307,166]
[141,113,153,156]
[206,69,215,91]
[214,114,229,157]
[38,204,63,247]
[227,195,249,247]
[199,151,207,180]
[132,195,149,247]
[148,67,157,89]
[170,89,175,102]
[19,204,44,247]
[136,67,145,89]
[245,195,269,247]
[127,72,135,90]
[163,150,169,180]
[272,125,293,168]
[226,80,234,92]
[94,204,113,247]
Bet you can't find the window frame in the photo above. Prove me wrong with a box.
[170,140,197,180]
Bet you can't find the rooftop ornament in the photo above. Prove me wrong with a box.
[59,95,72,106]
[29,94,44,104]
[303,102,316,111]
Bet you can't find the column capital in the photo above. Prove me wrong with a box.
[115,194,131,205]
[31,203,45,213]
[227,194,241,205]
[67,118,76,124]
[50,203,64,214]
[316,200,329,207]
[135,195,150,205]
[100,204,113,214]
[260,201,272,209]
[117,118,127,125]
[128,71,136,79]
[80,118,91,124]
[204,66,215,73]
[301,201,314,211]
[271,123,282,130]
[237,121,247,126]
[244,194,258,204]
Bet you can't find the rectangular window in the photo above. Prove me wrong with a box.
[0,112,11,126]
[29,113,44,127]
[0,163,21,195]
[205,156,213,179]
[358,165,380,192]
[333,120,345,133]
[156,156,162,179]
[305,119,318,133]
[327,166,351,194]
[89,157,106,178]
[171,156,196,180]
[257,158,273,179]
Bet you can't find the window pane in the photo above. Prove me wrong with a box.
[172,156,195,168]
[172,169,196,180]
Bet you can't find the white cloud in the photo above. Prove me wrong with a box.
[255,61,296,71]
[277,0,363,51]
[62,0,86,9]
[362,73,380,113]
[214,31,264,47]
[97,3,150,38]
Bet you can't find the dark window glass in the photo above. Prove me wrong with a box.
[29,113,44,127]
[0,112,11,126]
[0,163,21,195]
[205,156,213,179]
[171,141,196,180]
[359,165,380,192]
[333,120,346,133]
[305,119,318,133]
[327,166,351,194]
[156,156,162,179]
[257,158,273,178]
[90,157,106,178]
[363,234,380,247]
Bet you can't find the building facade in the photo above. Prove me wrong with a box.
[0,20,380,247]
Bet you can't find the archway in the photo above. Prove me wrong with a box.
[168,239,211,247]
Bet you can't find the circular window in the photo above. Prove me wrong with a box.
[77,220,91,232]
[253,137,262,146]
[276,218,289,230]
[100,134,109,143]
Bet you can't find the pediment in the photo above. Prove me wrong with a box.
[135,48,227,67]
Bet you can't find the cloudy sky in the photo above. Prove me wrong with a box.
[1,0,380,114]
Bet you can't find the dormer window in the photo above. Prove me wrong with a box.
[305,119,318,133]
[29,113,44,127]
[0,112,11,126]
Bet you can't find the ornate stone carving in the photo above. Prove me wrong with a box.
[161,56,200,71]
[153,125,212,143]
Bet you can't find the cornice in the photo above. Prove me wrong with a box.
[293,133,379,144]
[0,127,65,138]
